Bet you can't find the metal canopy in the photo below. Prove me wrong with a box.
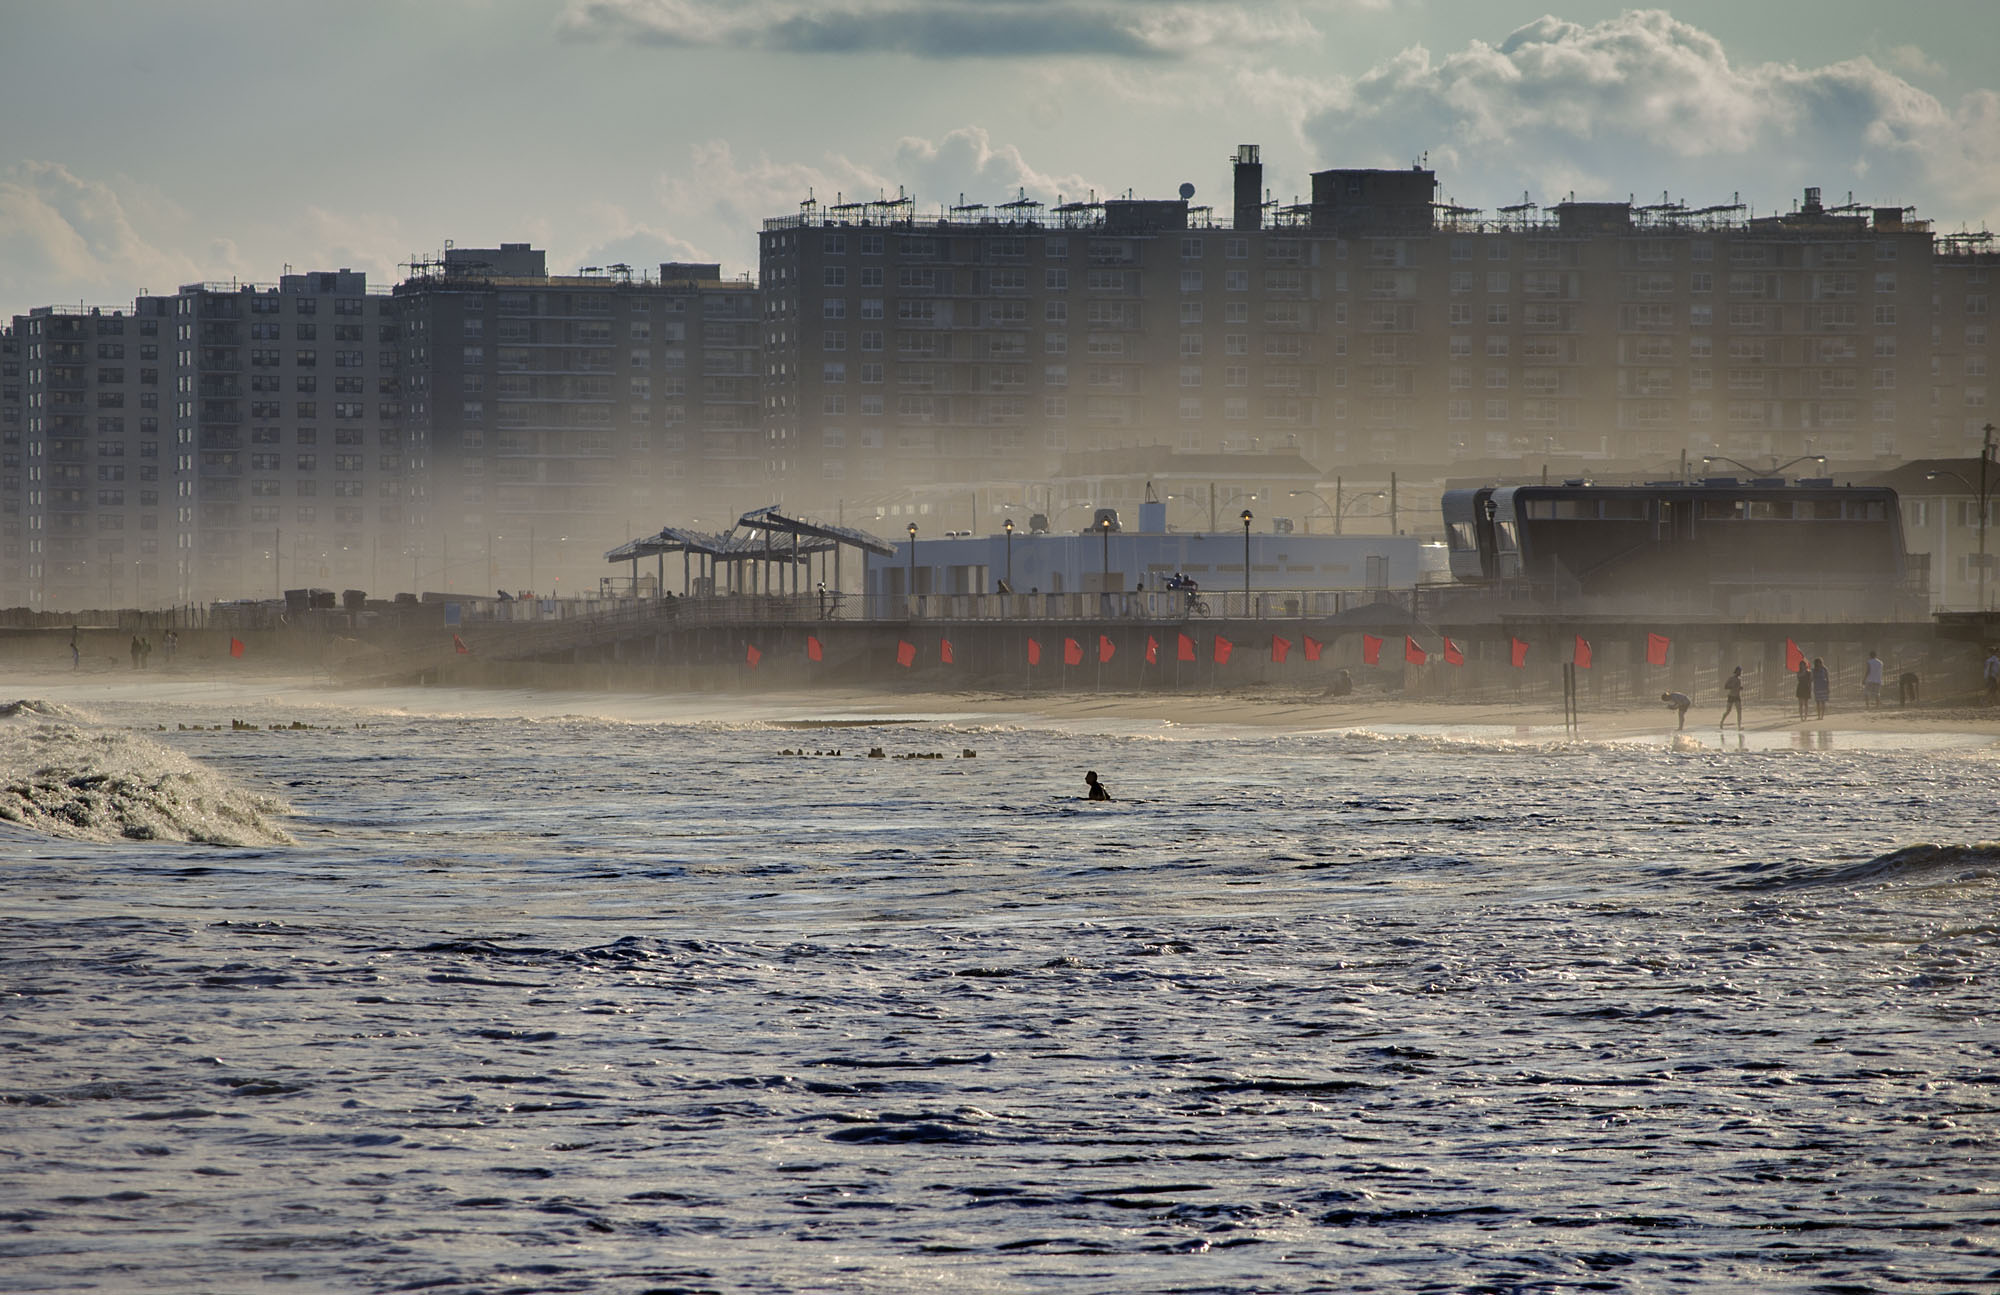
[710,530,837,563]
[734,505,897,556]
[602,526,733,562]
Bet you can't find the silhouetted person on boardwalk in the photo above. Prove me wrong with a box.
[1084,771,1111,801]
[1720,666,1744,730]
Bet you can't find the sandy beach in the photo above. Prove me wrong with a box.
[10,661,1999,747]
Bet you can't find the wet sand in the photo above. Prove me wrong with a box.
[8,664,1998,744]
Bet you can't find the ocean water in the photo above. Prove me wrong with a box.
[3,685,1998,1294]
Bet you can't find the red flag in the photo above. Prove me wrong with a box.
[1362,634,1382,665]
[1271,635,1292,663]
[1574,635,1593,669]
[1443,637,1464,666]
[229,637,245,659]
[1027,638,1042,666]
[1405,636,1428,666]
[807,635,823,662]
[1063,637,1083,666]
[1145,635,1159,664]
[1098,634,1115,664]
[453,634,470,654]
[1646,633,1670,667]
[1303,635,1323,662]
[1785,638,1805,672]
[940,638,954,665]
[1213,635,1233,664]
[1177,632,1196,662]
[745,643,762,669]
[896,640,916,668]
[1510,636,1529,669]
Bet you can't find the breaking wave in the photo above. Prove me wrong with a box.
[1729,841,2000,891]
[0,701,292,846]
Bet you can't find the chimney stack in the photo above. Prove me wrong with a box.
[1233,144,1263,232]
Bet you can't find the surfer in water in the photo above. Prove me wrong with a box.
[1084,771,1111,801]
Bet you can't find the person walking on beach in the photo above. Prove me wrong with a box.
[1720,666,1744,729]
[1985,647,2000,706]
[1811,656,1830,720]
[1661,691,1691,730]
[1794,662,1812,720]
[1084,771,1111,801]
[130,635,141,670]
[1863,651,1884,710]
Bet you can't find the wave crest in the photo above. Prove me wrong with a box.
[1733,841,2000,891]
[0,701,292,846]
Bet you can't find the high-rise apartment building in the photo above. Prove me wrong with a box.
[6,299,175,608]
[173,271,411,603]
[3,273,414,610]
[757,150,1955,519]
[396,245,761,592]
[2,322,25,597]
[1,249,768,610]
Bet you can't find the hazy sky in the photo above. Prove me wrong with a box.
[4,1,1996,314]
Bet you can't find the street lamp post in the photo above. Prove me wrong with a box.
[906,522,917,600]
[1287,490,1335,535]
[1702,454,1827,479]
[1927,422,1997,611]
[1240,508,1253,612]
[1099,516,1111,593]
[1003,517,1014,591]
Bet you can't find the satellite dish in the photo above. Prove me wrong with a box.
[1178,182,1196,201]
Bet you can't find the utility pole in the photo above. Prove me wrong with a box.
[1982,422,1994,612]
[1241,508,1253,611]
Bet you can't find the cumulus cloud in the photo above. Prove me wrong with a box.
[892,126,1097,206]
[296,207,408,285]
[0,161,206,308]
[561,202,712,278]
[1299,9,2000,228]
[558,0,1318,59]
[647,128,1106,272]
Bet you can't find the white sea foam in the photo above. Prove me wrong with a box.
[0,701,291,846]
